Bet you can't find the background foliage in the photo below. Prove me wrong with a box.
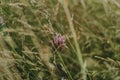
[0,0,120,80]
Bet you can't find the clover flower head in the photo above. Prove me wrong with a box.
[52,33,66,50]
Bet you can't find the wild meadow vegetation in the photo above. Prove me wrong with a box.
[0,0,120,80]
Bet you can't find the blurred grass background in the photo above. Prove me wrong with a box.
[0,0,120,80]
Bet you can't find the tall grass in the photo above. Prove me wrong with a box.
[59,0,86,79]
[0,0,120,80]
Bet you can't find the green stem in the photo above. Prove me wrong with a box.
[59,0,86,79]
[56,52,73,80]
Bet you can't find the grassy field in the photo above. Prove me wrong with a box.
[0,0,120,80]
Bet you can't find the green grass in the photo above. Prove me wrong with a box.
[0,0,120,80]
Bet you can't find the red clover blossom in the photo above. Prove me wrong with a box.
[52,33,66,50]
